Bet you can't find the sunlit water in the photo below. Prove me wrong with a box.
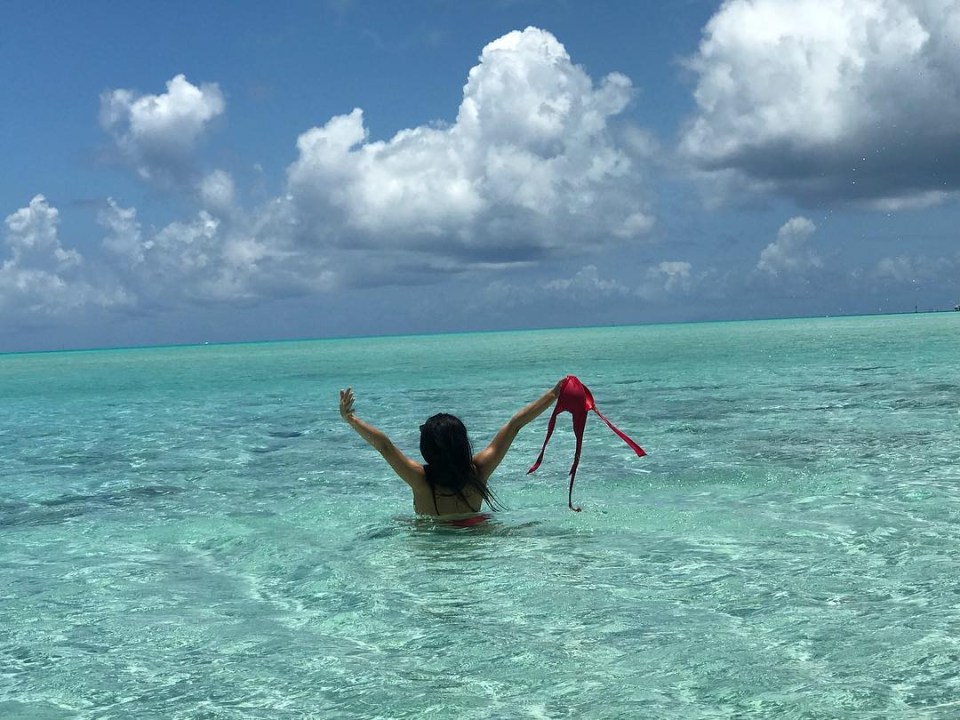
[2,314,959,718]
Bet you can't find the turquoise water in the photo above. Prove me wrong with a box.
[2,314,959,718]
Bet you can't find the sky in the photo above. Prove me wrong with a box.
[2,0,959,352]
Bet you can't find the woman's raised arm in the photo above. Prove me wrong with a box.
[473,380,563,482]
[339,388,425,489]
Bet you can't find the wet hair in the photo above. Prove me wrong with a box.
[419,413,502,512]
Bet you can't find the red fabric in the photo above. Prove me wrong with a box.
[527,375,646,511]
[444,513,491,528]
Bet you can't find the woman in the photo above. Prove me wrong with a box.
[338,381,561,518]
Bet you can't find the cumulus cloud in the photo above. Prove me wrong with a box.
[98,197,334,307]
[2,196,128,316]
[757,216,822,277]
[100,74,225,183]
[873,252,960,283]
[481,264,631,309]
[634,260,717,302]
[542,265,631,298]
[4,195,80,271]
[287,27,651,265]
[681,0,960,207]
[99,198,146,265]
[197,170,236,217]
[648,261,693,292]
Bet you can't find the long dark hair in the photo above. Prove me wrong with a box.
[419,413,501,512]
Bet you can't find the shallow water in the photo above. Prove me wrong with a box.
[2,314,959,718]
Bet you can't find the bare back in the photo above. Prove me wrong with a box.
[411,460,486,515]
[412,486,484,515]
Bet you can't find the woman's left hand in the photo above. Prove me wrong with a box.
[339,387,355,420]
[552,377,567,398]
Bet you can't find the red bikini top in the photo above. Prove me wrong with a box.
[527,375,646,511]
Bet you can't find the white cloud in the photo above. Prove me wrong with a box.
[99,198,146,265]
[287,27,651,266]
[4,195,80,271]
[197,170,236,217]
[757,216,822,277]
[869,191,953,212]
[875,255,919,283]
[613,212,656,239]
[635,260,708,301]
[873,252,960,283]
[98,197,335,306]
[681,0,960,206]
[100,74,225,183]
[542,264,631,298]
[650,261,693,292]
[2,196,129,316]
[483,260,715,311]
[482,264,630,309]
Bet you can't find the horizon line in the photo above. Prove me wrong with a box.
[2,307,956,358]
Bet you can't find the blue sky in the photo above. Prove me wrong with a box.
[2,0,958,352]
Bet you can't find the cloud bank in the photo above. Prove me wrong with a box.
[682,0,960,208]
[78,27,655,318]
[7,15,956,347]
[7,27,651,326]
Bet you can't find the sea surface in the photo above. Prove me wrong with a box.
[2,314,959,719]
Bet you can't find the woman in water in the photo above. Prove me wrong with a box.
[339,381,561,517]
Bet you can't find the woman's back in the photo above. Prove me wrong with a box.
[412,485,483,515]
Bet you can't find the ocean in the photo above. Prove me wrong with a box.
[2,314,958,718]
